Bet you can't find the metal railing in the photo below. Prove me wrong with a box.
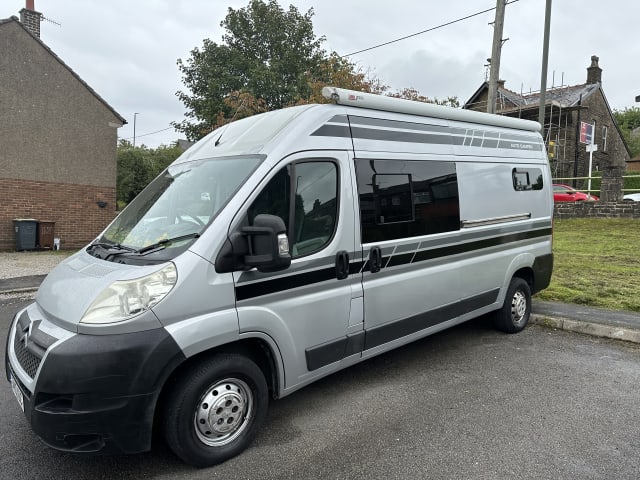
[553,174,640,196]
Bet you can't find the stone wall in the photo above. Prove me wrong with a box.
[553,201,640,219]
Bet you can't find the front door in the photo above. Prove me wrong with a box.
[234,151,362,388]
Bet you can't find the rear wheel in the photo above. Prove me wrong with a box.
[494,277,531,333]
[162,354,268,467]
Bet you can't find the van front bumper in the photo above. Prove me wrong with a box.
[6,312,186,455]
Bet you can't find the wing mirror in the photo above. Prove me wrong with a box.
[242,214,291,272]
[215,214,291,273]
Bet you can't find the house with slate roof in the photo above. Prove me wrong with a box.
[464,56,630,201]
[0,1,125,250]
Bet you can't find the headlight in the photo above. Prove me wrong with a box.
[80,263,177,324]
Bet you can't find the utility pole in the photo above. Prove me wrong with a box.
[487,0,507,114]
[538,0,552,131]
[133,112,140,148]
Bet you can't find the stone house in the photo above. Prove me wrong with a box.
[464,56,631,201]
[0,2,125,250]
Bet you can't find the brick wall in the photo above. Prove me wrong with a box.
[553,201,640,219]
[0,178,116,250]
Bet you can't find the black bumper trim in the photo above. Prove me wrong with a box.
[16,326,185,455]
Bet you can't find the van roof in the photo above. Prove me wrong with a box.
[176,87,543,164]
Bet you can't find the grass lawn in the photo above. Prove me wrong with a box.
[535,218,640,312]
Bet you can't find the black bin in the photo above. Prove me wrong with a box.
[13,219,38,251]
[37,221,56,249]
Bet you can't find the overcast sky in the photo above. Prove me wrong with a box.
[4,0,639,148]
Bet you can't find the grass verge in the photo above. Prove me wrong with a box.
[535,218,640,312]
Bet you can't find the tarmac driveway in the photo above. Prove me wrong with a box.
[2,298,640,480]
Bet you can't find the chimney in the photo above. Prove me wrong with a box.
[19,0,42,38]
[497,80,506,90]
[586,55,602,84]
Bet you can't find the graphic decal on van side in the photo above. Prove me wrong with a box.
[311,115,544,151]
[234,226,552,301]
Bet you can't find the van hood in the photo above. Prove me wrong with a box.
[35,250,167,333]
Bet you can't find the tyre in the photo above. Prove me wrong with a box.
[162,354,268,467]
[494,277,531,333]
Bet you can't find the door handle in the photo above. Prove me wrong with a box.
[369,246,382,274]
[335,250,349,280]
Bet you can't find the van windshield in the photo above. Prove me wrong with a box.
[94,155,263,256]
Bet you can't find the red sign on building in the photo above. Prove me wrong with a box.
[580,121,594,144]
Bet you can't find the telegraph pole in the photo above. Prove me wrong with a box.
[538,0,552,130]
[133,112,140,148]
[487,0,506,114]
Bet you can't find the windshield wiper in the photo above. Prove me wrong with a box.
[136,233,201,255]
[88,242,137,253]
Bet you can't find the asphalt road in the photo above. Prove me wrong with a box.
[2,297,640,480]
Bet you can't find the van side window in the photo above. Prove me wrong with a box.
[356,159,459,243]
[248,161,338,258]
[512,168,543,191]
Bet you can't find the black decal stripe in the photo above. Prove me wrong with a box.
[413,228,551,264]
[351,126,452,145]
[310,124,351,138]
[349,116,451,133]
[386,252,415,268]
[235,266,336,301]
[235,229,551,301]
[364,289,499,350]
[349,260,365,275]
[312,119,543,152]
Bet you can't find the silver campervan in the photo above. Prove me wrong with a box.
[6,87,553,467]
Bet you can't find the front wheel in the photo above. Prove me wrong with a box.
[162,354,268,467]
[494,277,531,333]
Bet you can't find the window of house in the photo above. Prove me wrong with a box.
[602,126,608,152]
[248,161,338,258]
[512,168,543,191]
[356,159,459,243]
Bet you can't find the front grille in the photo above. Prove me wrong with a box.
[12,311,57,379]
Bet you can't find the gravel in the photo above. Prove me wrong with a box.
[0,251,72,280]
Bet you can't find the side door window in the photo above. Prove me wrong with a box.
[248,161,338,258]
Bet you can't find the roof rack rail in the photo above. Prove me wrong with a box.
[321,86,541,133]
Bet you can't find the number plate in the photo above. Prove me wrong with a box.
[10,375,25,413]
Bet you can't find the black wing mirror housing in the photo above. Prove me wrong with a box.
[215,214,291,273]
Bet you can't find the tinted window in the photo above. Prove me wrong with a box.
[512,168,543,191]
[374,174,414,224]
[356,159,459,243]
[249,161,338,258]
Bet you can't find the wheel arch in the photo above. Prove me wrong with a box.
[153,335,283,438]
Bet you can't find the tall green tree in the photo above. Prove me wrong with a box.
[174,0,326,140]
[174,0,459,141]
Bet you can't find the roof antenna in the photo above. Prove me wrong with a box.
[215,94,248,147]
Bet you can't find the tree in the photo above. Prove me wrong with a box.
[613,106,640,158]
[388,87,460,107]
[117,141,183,207]
[174,0,459,140]
[301,53,389,104]
[174,0,325,140]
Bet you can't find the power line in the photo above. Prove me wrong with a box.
[344,0,521,57]
[119,125,174,141]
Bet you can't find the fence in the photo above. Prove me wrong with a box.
[552,174,640,219]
